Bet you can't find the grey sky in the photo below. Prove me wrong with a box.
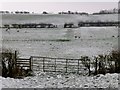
[1,2,118,14]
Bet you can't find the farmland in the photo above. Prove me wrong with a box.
[1,14,119,58]
[1,14,118,25]
[2,27,118,58]
[1,13,119,88]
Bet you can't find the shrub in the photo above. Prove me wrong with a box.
[93,50,120,74]
[110,50,120,73]
[0,48,19,77]
[81,56,91,75]
[81,50,120,75]
[1,48,34,78]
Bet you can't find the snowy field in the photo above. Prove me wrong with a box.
[1,72,119,88]
[1,15,119,88]
[1,26,119,88]
[2,27,118,58]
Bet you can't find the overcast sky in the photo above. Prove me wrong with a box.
[1,2,118,14]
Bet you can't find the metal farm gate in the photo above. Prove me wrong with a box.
[12,51,119,76]
[31,56,90,75]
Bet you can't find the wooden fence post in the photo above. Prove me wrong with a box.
[15,51,17,69]
[54,58,56,72]
[115,59,117,73]
[29,57,32,71]
[77,59,80,74]
[43,57,45,72]
[66,59,68,73]
[95,57,98,75]
[88,59,91,76]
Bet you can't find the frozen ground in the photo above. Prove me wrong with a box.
[1,26,119,89]
[1,72,119,88]
[2,27,118,58]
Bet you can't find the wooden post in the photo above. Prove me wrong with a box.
[29,57,32,71]
[43,57,45,72]
[95,57,98,75]
[15,51,17,69]
[66,59,68,73]
[77,59,80,74]
[8,53,12,77]
[54,58,56,72]
[88,59,91,76]
[31,56,33,71]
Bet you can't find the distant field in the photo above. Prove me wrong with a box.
[2,27,118,58]
[1,14,118,25]
[1,14,118,58]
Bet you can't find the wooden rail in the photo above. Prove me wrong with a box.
[16,57,32,70]
[15,51,32,70]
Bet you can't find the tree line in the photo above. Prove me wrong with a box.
[2,21,119,29]
[93,8,119,15]
[0,8,119,15]
[0,11,30,14]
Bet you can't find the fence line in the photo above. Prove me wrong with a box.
[3,50,118,78]
[14,53,117,75]
[31,56,90,75]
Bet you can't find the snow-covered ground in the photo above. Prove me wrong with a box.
[1,14,119,89]
[2,27,118,58]
[1,26,119,89]
[1,72,119,88]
